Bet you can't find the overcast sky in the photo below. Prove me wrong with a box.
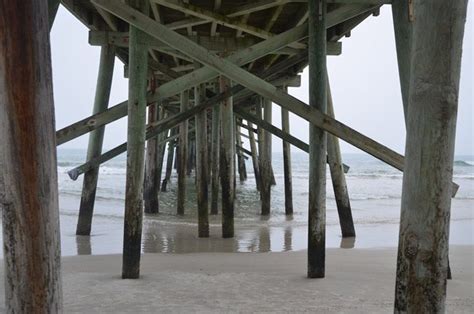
[51,5,473,156]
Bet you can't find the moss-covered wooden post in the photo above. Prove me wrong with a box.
[308,0,327,278]
[394,0,468,312]
[76,43,115,235]
[327,81,355,237]
[177,90,189,215]
[260,98,273,215]
[281,86,293,215]
[195,82,210,237]
[0,1,63,310]
[219,75,235,238]
[122,0,148,279]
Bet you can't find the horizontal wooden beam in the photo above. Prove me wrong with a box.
[89,31,342,55]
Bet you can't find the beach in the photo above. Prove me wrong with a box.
[1,150,473,311]
[0,246,472,312]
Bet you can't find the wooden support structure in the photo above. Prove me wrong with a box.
[394,0,468,312]
[280,86,293,215]
[0,1,63,310]
[308,0,327,279]
[122,0,148,280]
[144,102,161,214]
[326,80,355,237]
[195,83,210,237]
[260,98,273,215]
[219,76,235,238]
[210,98,220,215]
[247,120,261,191]
[236,120,248,181]
[177,90,189,215]
[76,44,116,235]
[161,127,177,192]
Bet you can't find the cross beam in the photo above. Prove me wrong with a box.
[92,0,459,196]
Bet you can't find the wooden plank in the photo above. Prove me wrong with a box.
[195,82,210,237]
[48,0,61,30]
[236,121,248,181]
[77,44,116,235]
[210,88,220,215]
[394,1,468,312]
[161,127,177,192]
[0,1,63,311]
[326,79,355,237]
[247,119,261,191]
[219,76,235,238]
[122,0,148,280]
[308,0,327,279]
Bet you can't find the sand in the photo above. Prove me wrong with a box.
[0,246,473,313]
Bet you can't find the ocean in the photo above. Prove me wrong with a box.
[2,149,473,256]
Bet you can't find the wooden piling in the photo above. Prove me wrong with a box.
[260,98,273,215]
[281,86,293,215]
[144,102,161,214]
[394,0,468,312]
[210,99,220,215]
[308,0,327,279]
[247,120,261,191]
[236,120,248,181]
[327,81,355,237]
[195,83,210,237]
[0,1,63,310]
[219,76,235,238]
[76,43,115,235]
[122,0,148,279]
[177,90,189,215]
[161,127,177,192]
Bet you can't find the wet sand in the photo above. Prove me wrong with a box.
[1,246,472,312]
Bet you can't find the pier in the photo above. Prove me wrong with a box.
[0,0,469,312]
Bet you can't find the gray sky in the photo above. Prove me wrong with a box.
[51,5,473,156]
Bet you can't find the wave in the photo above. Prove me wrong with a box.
[454,160,474,167]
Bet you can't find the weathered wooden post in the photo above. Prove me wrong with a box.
[195,83,210,237]
[219,76,235,238]
[177,90,189,215]
[144,101,161,214]
[210,96,220,215]
[0,1,63,310]
[248,119,261,191]
[327,80,355,237]
[260,98,273,215]
[281,86,293,215]
[394,0,468,312]
[161,126,177,192]
[76,43,115,235]
[122,0,148,279]
[308,0,327,278]
[236,119,248,181]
